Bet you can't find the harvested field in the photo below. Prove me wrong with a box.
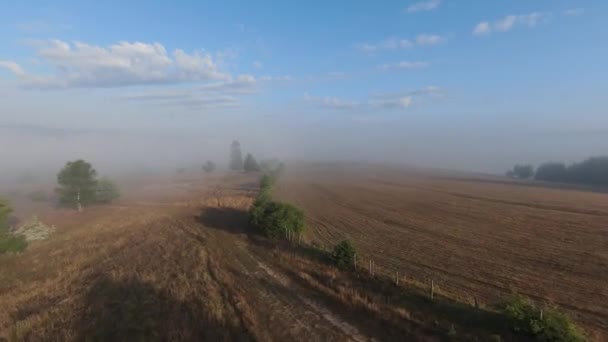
[274,163,608,340]
[1,164,605,341]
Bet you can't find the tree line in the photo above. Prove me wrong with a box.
[507,156,608,186]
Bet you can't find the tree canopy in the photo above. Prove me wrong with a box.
[56,160,98,209]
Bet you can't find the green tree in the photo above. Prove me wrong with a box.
[331,240,356,268]
[243,153,260,172]
[56,159,98,211]
[202,160,216,173]
[229,140,243,171]
[96,178,121,204]
[250,200,304,239]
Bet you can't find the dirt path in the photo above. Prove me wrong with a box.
[173,204,373,342]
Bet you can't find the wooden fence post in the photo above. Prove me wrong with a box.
[353,254,357,269]
[395,271,399,286]
[430,280,434,300]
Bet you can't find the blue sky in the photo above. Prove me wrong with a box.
[0,1,606,173]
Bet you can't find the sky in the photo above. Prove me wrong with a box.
[0,0,607,176]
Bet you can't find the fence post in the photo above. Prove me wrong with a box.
[540,309,543,321]
[474,296,478,309]
[430,280,434,300]
[395,271,399,286]
[353,254,357,269]
[369,259,372,276]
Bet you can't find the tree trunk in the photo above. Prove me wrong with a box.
[77,188,82,212]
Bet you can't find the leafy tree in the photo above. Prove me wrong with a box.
[243,153,260,172]
[202,160,216,173]
[331,240,356,268]
[509,164,534,179]
[229,140,243,171]
[56,159,98,210]
[535,162,568,182]
[250,200,304,239]
[96,178,120,204]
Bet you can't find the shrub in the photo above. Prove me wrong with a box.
[96,178,121,204]
[500,295,584,342]
[331,240,356,268]
[0,200,28,254]
[0,233,28,254]
[250,200,304,239]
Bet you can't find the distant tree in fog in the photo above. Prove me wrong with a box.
[229,140,243,171]
[56,160,98,211]
[507,164,534,179]
[243,153,260,172]
[202,161,216,173]
[535,162,568,182]
[95,178,120,204]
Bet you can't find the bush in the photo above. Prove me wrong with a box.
[500,295,584,342]
[0,199,27,254]
[95,178,120,204]
[331,240,356,268]
[250,200,304,239]
[0,233,28,254]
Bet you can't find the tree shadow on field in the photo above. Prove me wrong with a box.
[196,206,250,235]
[72,276,252,342]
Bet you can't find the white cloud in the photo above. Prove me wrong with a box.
[356,34,442,52]
[120,74,258,110]
[0,60,25,76]
[563,8,584,16]
[253,61,263,69]
[416,34,443,46]
[473,22,491,36]
[17,39,231,88]
[378,61,430,71]
[406,0,441,13]
[370,87,443,109]
[473,12,551,36]
[305,86,443,112]
[304,93,358,110]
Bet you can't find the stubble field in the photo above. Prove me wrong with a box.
[275,163,608,339]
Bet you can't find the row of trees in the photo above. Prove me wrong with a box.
[230,140,261,172]
[202,140,271,174]
[507,156,608,186]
